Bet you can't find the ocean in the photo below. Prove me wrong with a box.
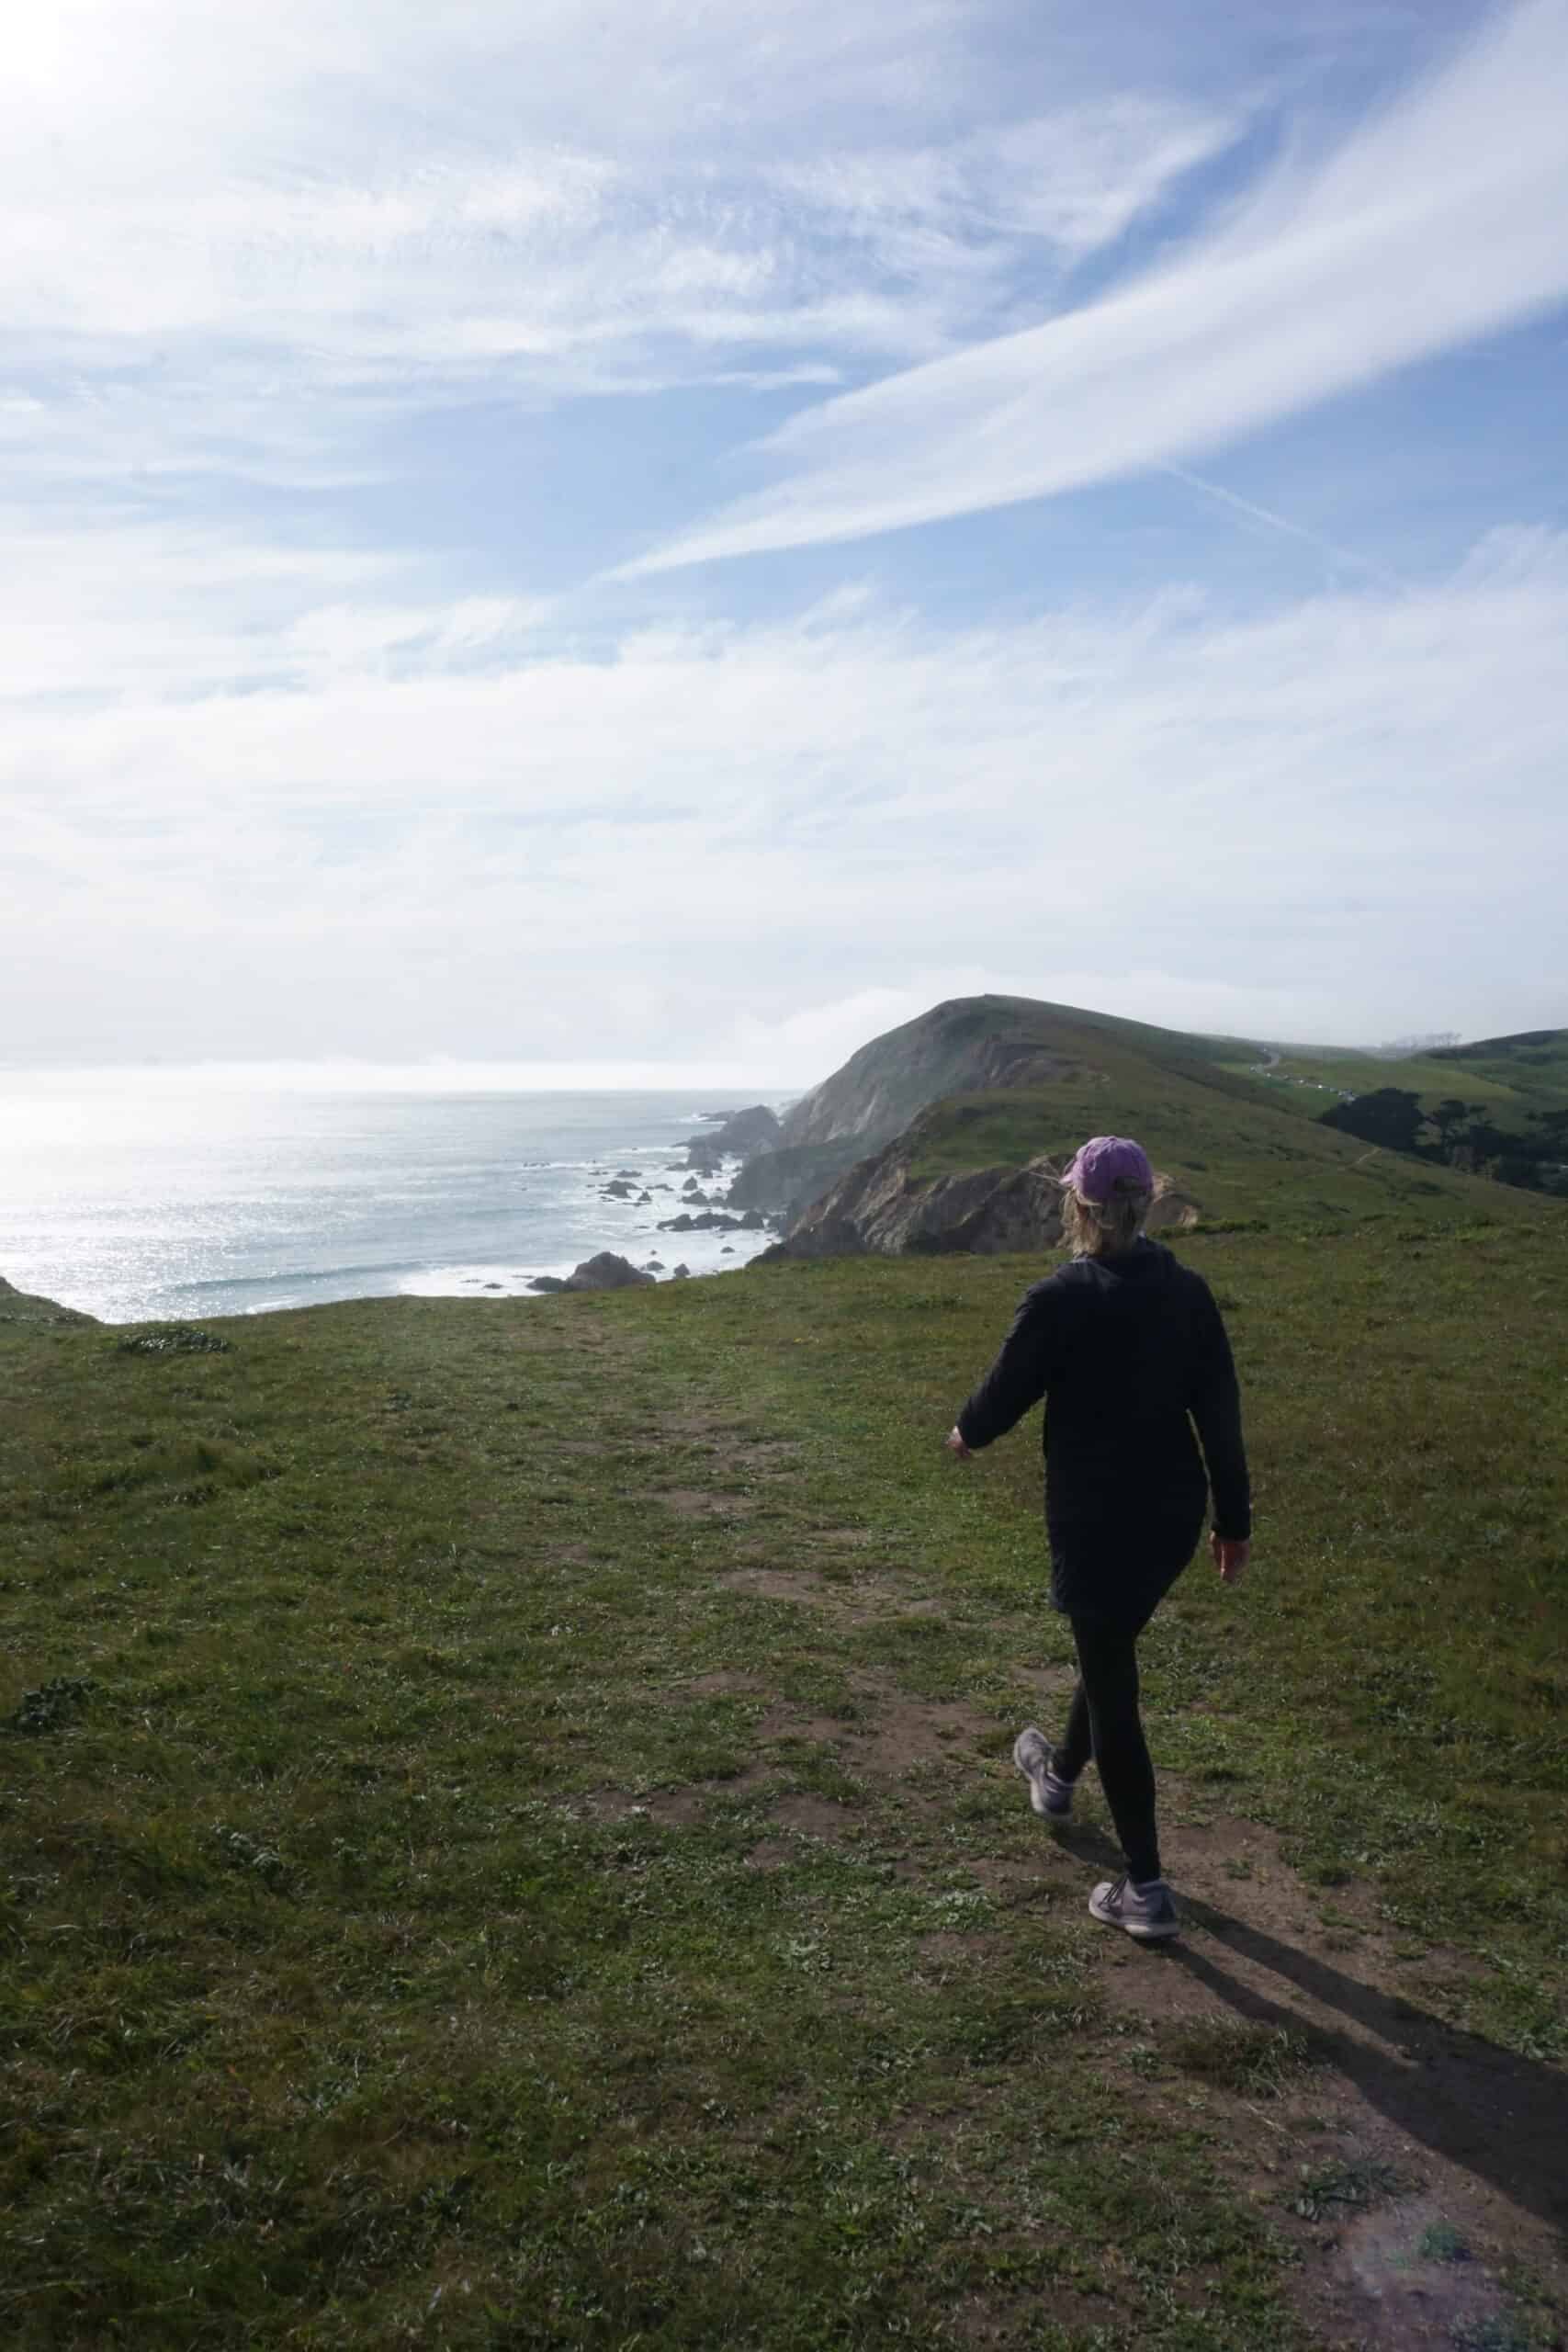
[0,1071,783,1325]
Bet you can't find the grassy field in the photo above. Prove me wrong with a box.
[4,1214,1567,2349]
[1214,1033,1568,1153]
[904,1075,1556,1238]
[749,997,1568,1219]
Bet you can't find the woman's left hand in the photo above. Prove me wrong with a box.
[944,1426,973,1461]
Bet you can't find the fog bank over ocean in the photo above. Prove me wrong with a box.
[0,1070,783,1323]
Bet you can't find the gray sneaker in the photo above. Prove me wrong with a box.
[1089,1875,1179,1941]
[1013,1725,1076,1818]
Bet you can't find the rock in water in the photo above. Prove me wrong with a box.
[695,1104,783,1158]
[562,1252,656,1292]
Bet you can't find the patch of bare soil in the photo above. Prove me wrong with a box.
[648,1406,756,1435]
[754,1668,993,1785]
[697,1438,803,1471]
[1061,1799,1568,2343]
[571,1764,773,1826]
[744,1839,795,1871]
[1304,2192,1548,2352]
[850,1690,992,1781]
[952,1852,1050,1907]
[572,1665,998,1857]
[916,1930,980,1971]
[719,1566,830,1606]
[647,1407,803,1469]
[770,1793,856,1840]
[755,1706,855,1745]
[948,2283,1113,2350]
[717,1559,959,1630]
[1009,1661,1078,1708]
[652,1487,759,1519]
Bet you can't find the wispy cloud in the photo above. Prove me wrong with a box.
[626,0,1568,571]
[6,526,1565,1060]
[0,0,1258,533]
[2,4,1561,1079]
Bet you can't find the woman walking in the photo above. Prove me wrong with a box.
[946,1136,1250,1941]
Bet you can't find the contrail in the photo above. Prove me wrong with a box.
[1162,464,1408,594]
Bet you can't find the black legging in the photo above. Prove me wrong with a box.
[1055,1608,1161,1883]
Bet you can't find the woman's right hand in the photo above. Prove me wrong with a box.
[1211,1533,1250,1584]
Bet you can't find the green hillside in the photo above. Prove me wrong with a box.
[1212,1030,1568,1196]
[762,995,1568,1226]
[4,996,1565,2344]
[774,993,1266,1157]
[1433,1026,1568,1094]
[1224,1028,1568,1120]
[900,1039,1559,1238]
[4,1220,1567,2347]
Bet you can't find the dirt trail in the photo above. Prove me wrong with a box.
[622,1387,1568,2346]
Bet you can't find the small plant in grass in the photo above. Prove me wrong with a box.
[116,1323,234,1354]
[1419,2219,1472,2262]
[1164,2020,1319,2098]
[1298,1858,1354,1888]
[1,1675,96,1736]
[1291,2154,1402,2219]
[212,1823,294,1891]
[1452,2319,1534,2352]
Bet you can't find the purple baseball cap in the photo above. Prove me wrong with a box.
[1063,1135,1154,1202]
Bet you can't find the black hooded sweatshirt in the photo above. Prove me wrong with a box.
[956,1238,1250,1623]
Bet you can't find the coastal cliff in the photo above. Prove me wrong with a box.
[756,1105,1198,1262]
[774,995,1090,1150]
[735,993,1118,1217]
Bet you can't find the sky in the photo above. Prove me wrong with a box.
[3,0,1566,1087]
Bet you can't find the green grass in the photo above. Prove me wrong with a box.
[1216,1049,1538,1115]
[764,996,1568,1219]
[1214,1032,1568,1193]
[4,1214,1567,2347]
[904,1073,1555,1237]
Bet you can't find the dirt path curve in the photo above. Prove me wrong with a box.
[662,1488,1567,2345]
[610,1365,1568,2349]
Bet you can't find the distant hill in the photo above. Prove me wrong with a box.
[739,996,1563,1246]
[775,994,1255,1151]
[1209,1027,1568,1197]
[745,995,1265,1216]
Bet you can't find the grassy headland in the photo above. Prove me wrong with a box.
[1215,1031,1568,1196]
[756,993,1568,1226]
[4,1178,1566,2346]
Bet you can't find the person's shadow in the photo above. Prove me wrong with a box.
[1054,1821,1568,2241]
